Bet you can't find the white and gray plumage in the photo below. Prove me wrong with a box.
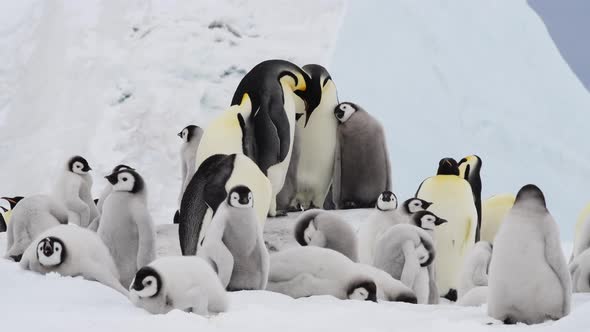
[570,248,590,293]
[129,256,228,315]
[90,164,135,231]
[98,169,156,288]
[358,193,432,264]
[177,125,203,207]
[373,219,444,305]
[293,209,358,262]
[267,246,416,303]
[53,156,99,228]
[19,224,127,295]
[198,185,269,291]
[407,210,448,304]
[488,184,571,325]
[456,286,488,307]
[458,241,492,299]
[5,195,68,261]
[332,102,391,209]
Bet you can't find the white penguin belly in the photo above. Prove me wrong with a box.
[296,108,337,207]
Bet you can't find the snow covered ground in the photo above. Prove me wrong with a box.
[1,213,589,332]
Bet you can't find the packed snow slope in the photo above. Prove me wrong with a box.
[0,0,345,223]
[331,0,590,239]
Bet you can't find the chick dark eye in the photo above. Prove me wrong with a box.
[146,280,152,285]
[123,177,128,182]
[56,247,60,252]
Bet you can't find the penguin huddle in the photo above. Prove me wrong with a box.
[0,59,583,324]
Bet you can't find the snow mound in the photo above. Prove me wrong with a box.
[331,0,590,239]
[0,0,345,223]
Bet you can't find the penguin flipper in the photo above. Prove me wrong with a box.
[0,214,6,232]
[332,135,343,209]
[253,102,281,174]
[267,94,291,164]
[544,226,572,315]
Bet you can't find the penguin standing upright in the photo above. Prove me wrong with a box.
[195,60,316,217]
[480,194,515,243]
[415,158,477,301]
[178,125,204,206]
[178,154,272,256]
[488,185,571,324]
[572,202,590,259]
[332,102,391,209]
[458,155,482,242]
[292,64,339,209]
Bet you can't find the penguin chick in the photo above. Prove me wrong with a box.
[488,184,571,325]
[19,224,127,295]
[569,248,590,293]
[267,246,416,303]
[373,223,441,304]
[5,195,68,261]
[177,125,203,207]
[458,241,492,299]
[129,256,228,315]
[293,209,358,262]
[198,185,269,291]
[98,169,156,288]
[54,156,99,228]
[358,193,432,265]
[90,164,135,231]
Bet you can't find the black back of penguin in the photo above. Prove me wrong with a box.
[178,154,237,256]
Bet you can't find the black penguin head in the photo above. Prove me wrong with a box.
[130,266,161,298]
[411,211,447,231]
[514,184,547,210]
[227,185,253,209]
[105,169,145,194]
[334,102,357,123]
[458,155,482,181]
[376,191,398,211]
[112,164,134,173]
[36,237,66,267]
[403,198,432,214]
[436,158,460,176]
[347,279,378,302]
[177,125,200,143]
[68,156,92,175]
[299,64,334,127]
[1,196,24,209]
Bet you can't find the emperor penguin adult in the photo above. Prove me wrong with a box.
[178,154,271,256]
[98,168,157,288]
[292,64,339,209]
[54,156,99,228]
[129,256,228,315]
[572,202,590,259]
[19,224,127,295]
[195,60,314,217]
[458,155,482,242]
[5,195,69,261]
[178,125,203,206]
[415,157,477,301]
[293,209,358,262]
[198,185,269,291]
[333,102,391,209]
[0,196,24,228]
[480,194,515,243]
[488,185,571,325]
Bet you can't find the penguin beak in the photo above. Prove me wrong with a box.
[105,173,118,185]
[335,109,345,120]
[43,242,53,257]
[423,201,433,209]
[238,196,250,205]
[1,207,7,213]
[83,165,92,172]
[177,132,183,138]
[436,218,448,226]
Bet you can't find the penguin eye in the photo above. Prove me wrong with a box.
[122,177,128,182]
[146,280,152,286]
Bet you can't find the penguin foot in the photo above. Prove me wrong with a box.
[443,289,457,302]
[342,201,358,209]
[286,205,303,213]
[273,209,288,217]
